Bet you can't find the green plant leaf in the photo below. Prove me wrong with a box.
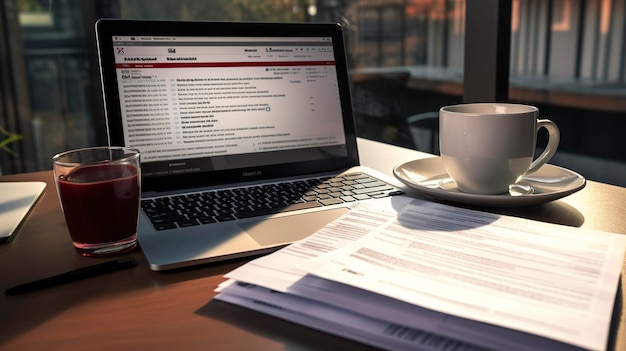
[0,128,23,157]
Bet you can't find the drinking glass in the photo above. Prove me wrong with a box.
[53,146,141,256]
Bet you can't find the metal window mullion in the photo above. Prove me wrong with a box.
[463,0,512,102]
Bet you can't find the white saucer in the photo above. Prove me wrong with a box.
[393,157,586,207]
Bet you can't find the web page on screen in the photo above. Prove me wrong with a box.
[112,36,346,163]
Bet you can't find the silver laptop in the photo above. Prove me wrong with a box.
[0,181,46,242]
[95,19,403,271]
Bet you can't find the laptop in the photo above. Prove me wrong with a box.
[0,181,46,242]
[95,19,403,271]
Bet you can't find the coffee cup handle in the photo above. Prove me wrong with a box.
[527,119,560,173]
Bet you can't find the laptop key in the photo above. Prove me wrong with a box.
[198,216,217,224]
[177,219,200,227]
[355,177,378,184]
[154,222,177,231]
[353,185,394,195]
[152,215,187,224]
[341,195,357,202]
[319,198,344,206]
[215,214,236,222]
[144,209,179,219]
[344,173,368,180]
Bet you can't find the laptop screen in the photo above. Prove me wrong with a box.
[97,21,359,192]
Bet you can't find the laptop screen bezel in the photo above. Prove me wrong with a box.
[95,19,360,193]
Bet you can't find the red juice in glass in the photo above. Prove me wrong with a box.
[54,147,141,257]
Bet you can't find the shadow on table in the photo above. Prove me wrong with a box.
[482,200,585,228]
[196,300,380,350]
[414,196,586,229]
[0,252,247,347]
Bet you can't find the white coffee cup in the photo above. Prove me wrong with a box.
[439,103,560,195]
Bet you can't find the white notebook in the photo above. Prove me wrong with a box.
[0,181,46,241]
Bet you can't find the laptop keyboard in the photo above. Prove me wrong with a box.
[141,172,403,231]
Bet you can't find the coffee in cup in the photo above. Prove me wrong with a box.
[439,103,559,195]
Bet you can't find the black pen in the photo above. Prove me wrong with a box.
[4,257,137,296]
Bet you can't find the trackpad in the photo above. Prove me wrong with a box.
[239,208,348,246]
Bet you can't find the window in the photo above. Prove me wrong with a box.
[1,0,624,187]
[509,0,626,187]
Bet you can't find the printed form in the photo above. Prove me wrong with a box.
[219,196,625,351]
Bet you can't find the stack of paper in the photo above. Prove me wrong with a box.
[215,196,625,351]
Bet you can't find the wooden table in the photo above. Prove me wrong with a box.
[2,138,626,350]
